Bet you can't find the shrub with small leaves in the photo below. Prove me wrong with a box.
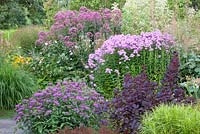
[106,52,194,134]
[15,81,105,134]
[180,52,200,79]
[29,41,89,87]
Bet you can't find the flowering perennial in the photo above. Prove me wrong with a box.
[87,30,175,98]
[36,7,122,47]
[15,82,105,134]
[107,52,194,133]
[88,30,174,68]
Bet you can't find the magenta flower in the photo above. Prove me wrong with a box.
[36,6,122,47]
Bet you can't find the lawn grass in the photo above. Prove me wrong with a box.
[0,109,15,119]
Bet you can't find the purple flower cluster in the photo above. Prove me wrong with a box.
[36,6,122,47]
[15,81,105,132]
[88,30,175,68]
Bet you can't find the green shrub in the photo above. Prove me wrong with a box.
[43,0,62,27]
[10,25,45,54]
[29,41,89,88]
[0,57,37,110]
[167,0,191,19]
[0,1,27,29]
[69,0,126,10]
[122,0,173,35]
[0,0,45,29]
[141,104,200,134]
[180,80,200,99]
[180,52,200,79]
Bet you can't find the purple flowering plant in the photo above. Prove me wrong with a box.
[15,81,105,134]
[31,7,122,87]
[106,52,195,134]
[36,6,122,47]
[88,30,175,98]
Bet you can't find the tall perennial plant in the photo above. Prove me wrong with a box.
[36,6,122,47]
[88,30,175,97]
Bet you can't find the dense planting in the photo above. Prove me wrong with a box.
[36,6,122,47]
[106,52,194,134]
[15,82,105,134]
[88,30,174,97]
[0,1,199,133]
[29,41,89,87]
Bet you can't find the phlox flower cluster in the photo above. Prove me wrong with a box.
[88,30,175,69]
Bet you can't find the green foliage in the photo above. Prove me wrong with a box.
[0,29,18,56]
[16,0,45,24]
[0,56,37,110]
[69,0,126,10]
[180,52,200,79]
[43,0,62,27]
[191,0,200,11]
[167,0,191,19]
[0,1,27,29]
[0,29,16,40]
[180,80,200,99]
[93,49,171,98]
[0,0,45,29]
[10,25,45,54]
[141,104,200,134]
[122,0,173,35]
[29,41,90,88]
